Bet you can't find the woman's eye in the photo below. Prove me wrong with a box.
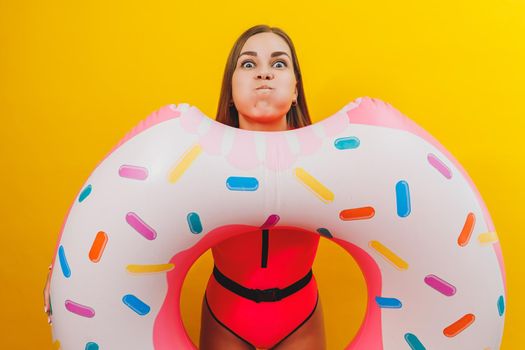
[241,61,255,68]
[240,60,287,69]
[273,60,287,68]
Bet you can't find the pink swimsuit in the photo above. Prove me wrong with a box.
[205,228,320,349]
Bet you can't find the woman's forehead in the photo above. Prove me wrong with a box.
[240,32,292,56]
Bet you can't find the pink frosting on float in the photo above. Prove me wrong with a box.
[113,104,182,152]
[346,97,506,293]
[322,109,349,137]
[265,133,297,171]
[180,107,204,133]
[200,122,227,155]
[226,131,259,170]
[295,126,323,156]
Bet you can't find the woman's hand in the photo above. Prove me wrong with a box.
[43,265,52,325]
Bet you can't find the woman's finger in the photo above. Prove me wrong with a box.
[43,279,51,314]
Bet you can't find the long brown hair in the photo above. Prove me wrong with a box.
[215,25,312,129]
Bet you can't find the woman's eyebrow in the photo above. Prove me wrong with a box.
[238,51,291,59]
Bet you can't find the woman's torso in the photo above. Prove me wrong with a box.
[210,228,320,288]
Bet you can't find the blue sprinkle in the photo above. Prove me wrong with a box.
[79,184,92,203]
[58,245,71,278]
[375,296,402,309]
[396,180,411,217]
[498,295,505,316]
[122,294,150,316]
[404,333,426,350]
[226,176,259,191]
[316,228,333,238]
[85,342,99,350]
[187,212,203,234]
[334,136,360,150]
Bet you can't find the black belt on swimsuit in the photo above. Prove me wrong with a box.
[212,265,313,303]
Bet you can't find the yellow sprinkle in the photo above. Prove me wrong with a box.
[52,340,61,350]
[168,144,202,184]
[294,167,334,203]
[369,240,409,270]
[478,231,499,244]
[126,263,175,274]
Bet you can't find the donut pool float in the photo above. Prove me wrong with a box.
[49,97,506,349]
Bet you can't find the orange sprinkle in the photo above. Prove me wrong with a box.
[458,212,476,247]
[89,231,108,263]
[340,207,375,220]
[443,313,475,337]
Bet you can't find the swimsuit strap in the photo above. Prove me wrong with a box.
[212,265,313,303]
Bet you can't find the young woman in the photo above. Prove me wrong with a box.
[43,24,326,350]
[199,25,326,350]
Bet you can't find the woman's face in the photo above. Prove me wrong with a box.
[232,32,298,131]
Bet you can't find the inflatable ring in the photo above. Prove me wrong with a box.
[49,97,506,349]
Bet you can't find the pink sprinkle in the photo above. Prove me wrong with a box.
[119,165,149,180]
[260,214,280,229]
[126,212,157,240]
[424,274,456,296]
[427,153,452,179]
[65,300,95,318]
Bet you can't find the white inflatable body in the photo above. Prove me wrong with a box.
[49,97,506,350]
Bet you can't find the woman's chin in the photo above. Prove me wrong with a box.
[248,107,288,121]
[245,114,285,125]
[238,111,288,131]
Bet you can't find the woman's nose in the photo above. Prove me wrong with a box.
[256,71,274,80]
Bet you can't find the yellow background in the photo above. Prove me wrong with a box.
[1,0,523,348]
